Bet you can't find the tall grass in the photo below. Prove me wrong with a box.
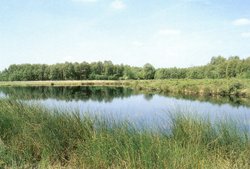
[0,99,249,168]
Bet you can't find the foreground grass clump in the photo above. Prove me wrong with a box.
[0,99,249,168]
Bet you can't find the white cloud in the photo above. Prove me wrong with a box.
[131,41,143,47]
[158,29,181,36]
[111,0,126,10]
[241,32,250,38]
[233,18,250,26]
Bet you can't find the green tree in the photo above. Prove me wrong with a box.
[142,63,155,79]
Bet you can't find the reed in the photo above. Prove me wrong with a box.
[0,99,249,168]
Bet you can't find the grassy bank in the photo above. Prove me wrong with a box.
[0,99,249,168]
[0,79,250,98]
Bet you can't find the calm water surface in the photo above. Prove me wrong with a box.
[0,86,250,131]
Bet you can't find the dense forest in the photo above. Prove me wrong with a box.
[0,56,250,81]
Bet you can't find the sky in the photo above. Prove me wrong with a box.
[1,0,250,70]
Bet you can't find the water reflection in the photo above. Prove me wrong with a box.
[0,92,6,98]
[165,93,250,108]
[0,86,134,102]
[0,86,249,132]
[0,86,249,108]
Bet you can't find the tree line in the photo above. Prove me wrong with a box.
[0,56,250,81]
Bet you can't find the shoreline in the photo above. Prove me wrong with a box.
[0,79,250,98]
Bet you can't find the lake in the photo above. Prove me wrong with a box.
[0,86,250,131]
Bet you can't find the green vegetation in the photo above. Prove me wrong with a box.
[1,56,250,99]
[0,56,250,81]
[0,56,249,168]
[0,99,249,168]
[129,79,250,98]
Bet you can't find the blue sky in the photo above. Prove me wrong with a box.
[1,0,250,70]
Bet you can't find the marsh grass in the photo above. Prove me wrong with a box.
[0,99,249,168]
